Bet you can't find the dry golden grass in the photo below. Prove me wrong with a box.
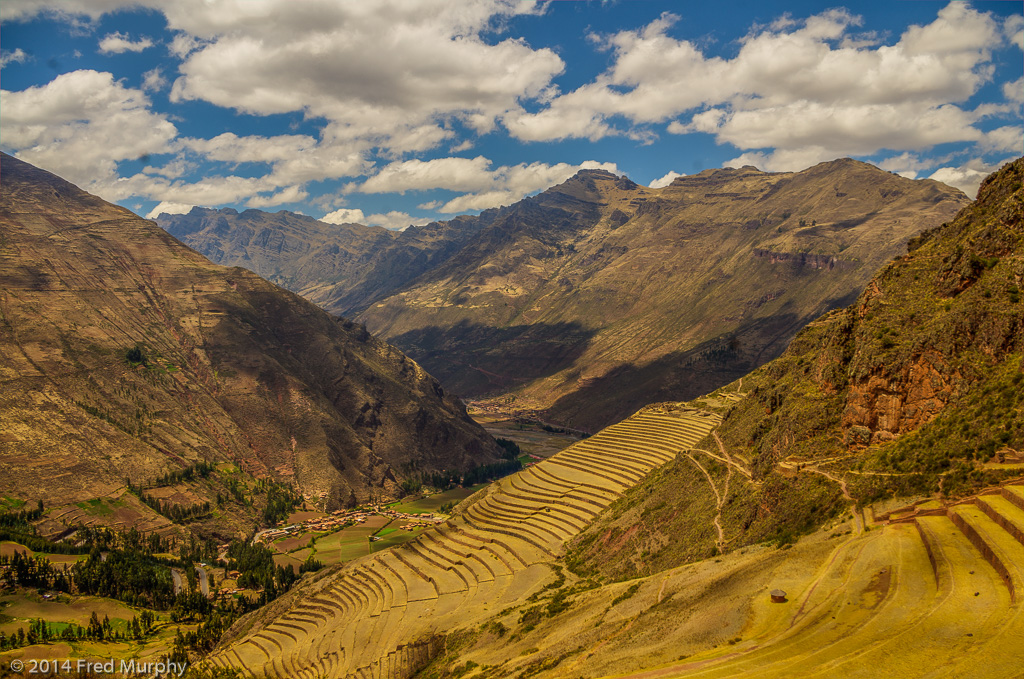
[596,485,1024,679]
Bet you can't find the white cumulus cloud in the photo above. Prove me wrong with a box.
[0,48,29,68]
[321,208,366,225]
[141,67,167,92]
[649,170,684,188]
[322,208,429,231]
[0,69,177,195]
[365,211,432,231]
[1004,77,1024,104]
[507,2,1010,172]
[180,132,371,186]
[929,157,1012,198]
[146,201,193,219]
[157,0,563,154]
[351,156,618,213]
[99,32,154,54]
[2,0,565,206]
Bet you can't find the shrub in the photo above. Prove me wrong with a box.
[125,344,147,366]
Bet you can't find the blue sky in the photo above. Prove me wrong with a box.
[2,1,1021,230]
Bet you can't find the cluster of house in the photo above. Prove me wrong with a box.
[256,510,365,543]
[255,505,446,545]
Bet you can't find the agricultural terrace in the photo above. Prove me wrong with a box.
[205,405,720,678]
[593,481,1024,678]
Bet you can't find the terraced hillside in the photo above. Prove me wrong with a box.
[208,412,1024,678]
[611,482,1024,678]
[206,406,722,677]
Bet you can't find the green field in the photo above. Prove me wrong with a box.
[369,527,427,554]
[267,504,470,570]
[390,484,486,514]
[311,525,377,562]
[0,542,86,565]
[0,496,27,510]
[265,516,435,567]
[75,498,114,516]
[0,594,143,629]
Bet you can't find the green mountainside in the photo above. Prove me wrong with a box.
[568,156,1024,581]
[359,160,968,430]
[0,153,500,522]
[159,207,484,316]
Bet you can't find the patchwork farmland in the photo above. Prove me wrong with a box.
[205,406,721,677]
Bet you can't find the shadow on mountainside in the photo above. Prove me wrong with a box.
[386,320,598,397]
[543,292,860,432]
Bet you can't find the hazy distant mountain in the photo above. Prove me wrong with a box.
[158,207,484,316]
[0,153,500,511]
[358,160,969,430]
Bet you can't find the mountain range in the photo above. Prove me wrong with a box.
[4,146,1023,676]
[208,158,1024,678]
[160,160,970,431]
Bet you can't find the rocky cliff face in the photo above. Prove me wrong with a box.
[358,160,969,431]
[719,156,1024,487]
[0,153,500,510]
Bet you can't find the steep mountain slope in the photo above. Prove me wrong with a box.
[358,161,968,430]
[0,153,500,514]
[207,159,1024,679]
[159,207,483,316]
[568,156,1024,582]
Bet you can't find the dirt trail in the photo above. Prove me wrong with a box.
[692,447,751,480]
[779,460,863,532]
[685,452,726,552]
[779,460,851,501]
[711,432,753,479]
[808,467,852,501]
